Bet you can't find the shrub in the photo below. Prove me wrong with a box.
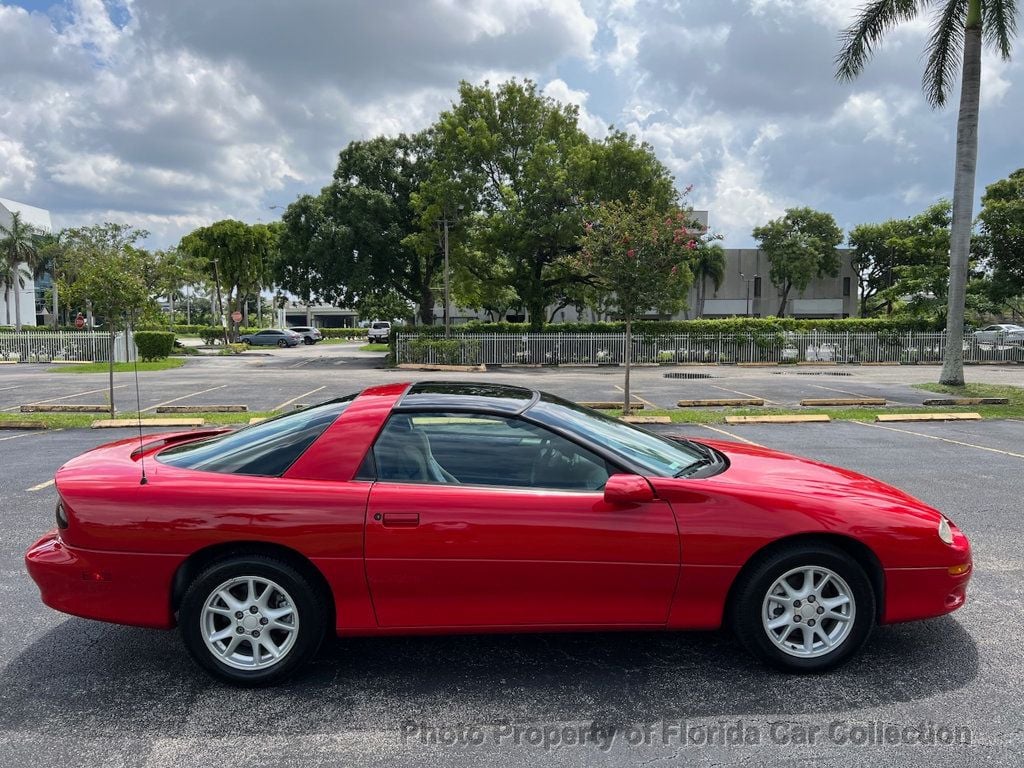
[320,328,369,339]
[397,316,942,337]
[199,327,225,345]
[406,337,480,365]
[218,343,248,356]
[134,331,176,361]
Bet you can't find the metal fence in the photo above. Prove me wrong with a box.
[0,331,136,363]
[395,331,1024,366]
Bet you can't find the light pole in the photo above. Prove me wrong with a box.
[740,272,760,318]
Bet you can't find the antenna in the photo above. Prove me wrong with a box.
[131,316,148,486]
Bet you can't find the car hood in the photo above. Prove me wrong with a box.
[657,437,942,524]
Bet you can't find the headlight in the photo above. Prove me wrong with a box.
[938,517,954,545]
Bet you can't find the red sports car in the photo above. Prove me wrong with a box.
[25,382,972,685]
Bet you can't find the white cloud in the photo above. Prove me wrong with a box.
[542,78,609,138]
[0,135,37,194]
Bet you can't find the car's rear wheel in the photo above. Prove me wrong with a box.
[730,543,875,672]
[179,555,327,685]
[277,339,287,348]
[303,337,314,345]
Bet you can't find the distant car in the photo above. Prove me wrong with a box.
[973,324,1024,345]
[239,329,301,348]
[289,326,323,346]
[368,321,391,343]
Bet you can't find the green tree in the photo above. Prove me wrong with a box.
[0,211,39,330]
[61,224,151,417]
[573,195,707,413]
[180,220,276,340]
[836,0,1020,384]
[976,168,1024,316]
[430,80,676,330]
[752,208,843,317]
[693,242,726,317]
[877,203,954,318]
[276,134,439,324]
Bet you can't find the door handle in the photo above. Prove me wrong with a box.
[381,512,420,527]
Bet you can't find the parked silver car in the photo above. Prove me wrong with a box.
[239,329,302,347]
[973,324,1024,345]
[289,326,323,345]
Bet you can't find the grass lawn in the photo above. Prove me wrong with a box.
[48,358,186,374]
[602,382,1024,424]
[359,343,390,352]
[0,409,279,430]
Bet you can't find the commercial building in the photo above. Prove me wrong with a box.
[0,197,51,327]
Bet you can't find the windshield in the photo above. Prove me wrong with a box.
[527,394,704,477]
[372,322,390,329]
[156,396,355,476]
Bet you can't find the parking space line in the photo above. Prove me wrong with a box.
[0,428,61,443]
[289,358,315,369]
[0,385,22,392]
[27,479,54,492]
[273,386,326,411]
[140,384,228,413]
[709,383,779,405]
[613,384,655,408]
[3,386,127,412]
[851,420,1024,459]
[807,382,875,398]
[697,423,764,447]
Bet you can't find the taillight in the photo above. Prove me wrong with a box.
[56,500,69,529]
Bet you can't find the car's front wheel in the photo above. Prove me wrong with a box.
[179,555,327,685]
[730,543,875,672]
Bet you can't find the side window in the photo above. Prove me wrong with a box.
[372,413,611,491]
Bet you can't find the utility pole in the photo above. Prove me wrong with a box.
[740,272,760,318]
[212,257,229,345]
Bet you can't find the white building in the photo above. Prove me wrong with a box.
[0,197,52,328]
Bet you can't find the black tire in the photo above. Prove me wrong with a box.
[303,337,314,345]
[179,555,328,686]
[729,543,875,673]
[277,339,287,348]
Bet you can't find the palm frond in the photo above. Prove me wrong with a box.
[924,0,969,107]
[836,0,931,80]
[983,0,1019,58]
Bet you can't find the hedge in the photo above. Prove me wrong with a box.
[134,331,176,360]
[397,317,943,337]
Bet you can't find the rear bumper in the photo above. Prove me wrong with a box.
[25,531,180,629]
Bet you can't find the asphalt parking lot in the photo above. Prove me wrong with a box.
[0,342,1022,415]
[2,357,1024,766]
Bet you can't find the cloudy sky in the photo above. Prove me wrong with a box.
[0,0,1020,248]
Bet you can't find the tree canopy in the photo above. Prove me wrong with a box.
[752,208,843,317]
[977,167,1024,316]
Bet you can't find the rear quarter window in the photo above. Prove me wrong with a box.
[156,397,355,476]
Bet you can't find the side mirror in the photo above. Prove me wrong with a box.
[603,474,656,505]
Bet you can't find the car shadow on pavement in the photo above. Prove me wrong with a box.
[0,616,977,737]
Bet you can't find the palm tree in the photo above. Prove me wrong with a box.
[694,243,726,317]
[836,0,1018,386]
[0,211,39,331]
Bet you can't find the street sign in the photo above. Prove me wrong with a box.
[231,311,242,323]
[75,315,85,329]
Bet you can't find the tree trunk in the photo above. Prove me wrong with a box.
[3,284,10,326]
[418,282,435,325]
[777,283,792,317]
[698,275,706,317]
[623,316,632,415]
[13,276,22,331]
[940,6,982,387]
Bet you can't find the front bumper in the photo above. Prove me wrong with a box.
[25,531,180,629]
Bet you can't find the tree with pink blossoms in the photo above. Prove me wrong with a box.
[572,190,721,413]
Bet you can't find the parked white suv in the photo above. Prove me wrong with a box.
[289,326,323,345]
[367,321,392,343]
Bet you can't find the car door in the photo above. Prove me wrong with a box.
[978,325,999,344]
[362,411,680,629]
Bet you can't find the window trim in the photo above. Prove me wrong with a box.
[365,408,629,492]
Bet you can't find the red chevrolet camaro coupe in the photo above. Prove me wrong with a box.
[26,382,972,685]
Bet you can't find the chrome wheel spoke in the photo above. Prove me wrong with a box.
[201,575,301,671]
[761,564,856,659]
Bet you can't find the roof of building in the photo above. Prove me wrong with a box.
[0,197,53,232]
